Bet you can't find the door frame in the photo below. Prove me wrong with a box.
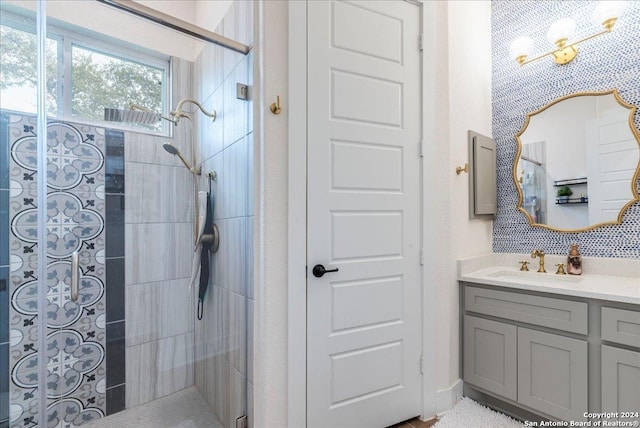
[287,1,438,425]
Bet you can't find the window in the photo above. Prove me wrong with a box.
[70,45,164,125]
[0,14,169,133]
[0,24,59,116]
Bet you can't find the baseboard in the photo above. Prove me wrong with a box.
[435,379,463,417]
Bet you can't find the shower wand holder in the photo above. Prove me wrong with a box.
[199,224,220,254]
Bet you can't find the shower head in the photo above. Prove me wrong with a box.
[104,107,161,125]
[163,143,200,175]
[104,104,178,125]
[163,143,179,155]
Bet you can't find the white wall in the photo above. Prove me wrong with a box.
[5,0,207,61]
[135,0,233,36]
[194,1,234,34]
[433,0,493,406]
[253,1,289,427]
[134,0,195,23]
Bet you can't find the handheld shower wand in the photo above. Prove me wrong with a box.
[163,143,201,176]
[160,98,217,245]
[163,142,202,244]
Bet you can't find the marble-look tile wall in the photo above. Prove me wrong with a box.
[123,57,197,408]
[193,2,254,427]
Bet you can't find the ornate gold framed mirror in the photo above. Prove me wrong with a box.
[513,90,640,233]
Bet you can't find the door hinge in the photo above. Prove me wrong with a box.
[419,34,423,52]
[420,355,424,374]
[236,415,248,428]
[420,249,424,265]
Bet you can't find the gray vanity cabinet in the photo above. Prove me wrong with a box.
[601,307,640,421]
[462,284,589,421]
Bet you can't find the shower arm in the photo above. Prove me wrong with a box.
[129,103,178,125]
[176,150,201,176]
[170,98,217,124]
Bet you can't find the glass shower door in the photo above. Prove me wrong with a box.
[41,4,125,423]
[1,3,44,427]
[3,0,252,426]
[1,3,112,425]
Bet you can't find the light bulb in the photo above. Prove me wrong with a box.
[593,1,624,29]
[509,36,534,62]
[546,18,576,45]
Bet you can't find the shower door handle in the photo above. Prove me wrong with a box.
[70,251,80,302]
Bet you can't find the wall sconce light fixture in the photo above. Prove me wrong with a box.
[509,1,624,66]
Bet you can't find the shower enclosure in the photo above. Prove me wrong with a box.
[519,142,547,225]
[0,1,254,427]
[519,157,547,224]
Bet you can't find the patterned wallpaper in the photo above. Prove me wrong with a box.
[492,0,640,258]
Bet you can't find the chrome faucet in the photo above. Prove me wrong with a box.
[530,249,546,273]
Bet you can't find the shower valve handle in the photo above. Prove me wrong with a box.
[312,264,339,278]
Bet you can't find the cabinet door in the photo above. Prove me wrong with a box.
[463,315,517,400]
[518,327,587,421]
[602,345,640,422]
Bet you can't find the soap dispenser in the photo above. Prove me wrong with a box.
[567,244,582,275]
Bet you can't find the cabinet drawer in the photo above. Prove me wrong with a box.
[602,307,640,348]
[464,286,588,334]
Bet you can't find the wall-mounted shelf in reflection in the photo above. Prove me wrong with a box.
[553,177,587,187]
[556,198,588,205]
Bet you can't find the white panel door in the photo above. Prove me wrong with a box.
[307,1,422,427]
[586,116,639,224]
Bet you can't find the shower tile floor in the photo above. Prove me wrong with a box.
[85,387,223,428]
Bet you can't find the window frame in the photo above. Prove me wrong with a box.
[0,10,172,136]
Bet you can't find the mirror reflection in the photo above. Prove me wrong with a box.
[515,91,640,231]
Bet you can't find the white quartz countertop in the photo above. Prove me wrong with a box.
[458,254,640,305]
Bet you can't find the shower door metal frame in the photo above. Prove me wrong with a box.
[35,2,50,426]
[96,0,251,54]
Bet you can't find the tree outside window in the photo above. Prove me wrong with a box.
[1,22,168,132]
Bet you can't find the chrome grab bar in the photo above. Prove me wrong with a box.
[71,251,80,302]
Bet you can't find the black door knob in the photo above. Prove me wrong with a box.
[312,264,339,278]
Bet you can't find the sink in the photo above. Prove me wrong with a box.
[487,269,583,283]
